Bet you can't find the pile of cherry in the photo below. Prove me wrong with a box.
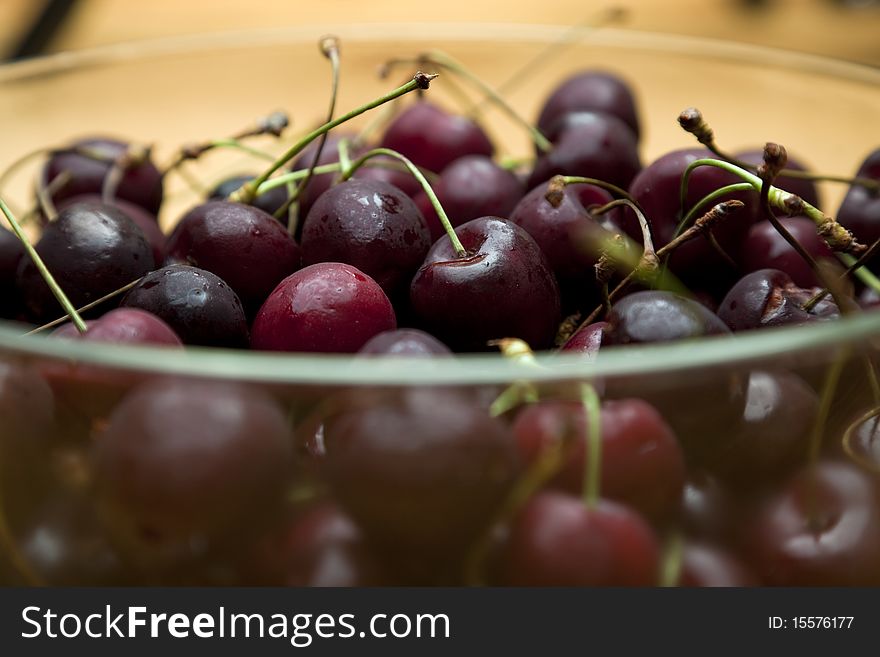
[2,48,880,587]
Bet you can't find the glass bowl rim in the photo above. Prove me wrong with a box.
[2,23,879,386]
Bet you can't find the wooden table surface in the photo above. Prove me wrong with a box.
[2,0,879,66]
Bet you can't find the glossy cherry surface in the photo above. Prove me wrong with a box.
[357,328,452,356]
[740,216,834,288]
[251,262,396,353]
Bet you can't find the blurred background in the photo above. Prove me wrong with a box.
[1,0,879,65]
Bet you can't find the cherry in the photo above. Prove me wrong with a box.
[679,472,742,545]
[55,194,167,266]
[410,216,561,351]
[413,155,523,241]
[624,147,760,292]
[678,542,760,587]
[717,268,839,332]
[253,502,387,586]
[357,328,452,356]
[527,112,641,190]
[602,291,746,458]
[743,460,880,585]
[0,363,56,529]
[512,398,685,523]
[42,137,164,215]
[0,225,25,320]
[740,216,834,288]
[502,491,659,586]
[379,101,493,174]
[209,174,290,217]
[537,70,640,141]
[560,321,608,363]
[322,387,519,554]
[837,148,880,252]
[165,200,302,314]
[16,201,155,323]
[705,370,818,485]
[93,378,294,541]
[509,181,618,297]
[52,307,182,347]
[734,148,820,208]
[604,290,731,344]
[251,262,396,353]
[300,178,430,297]
[121,264,249,348]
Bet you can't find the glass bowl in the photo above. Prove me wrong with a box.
[2,25,880,587]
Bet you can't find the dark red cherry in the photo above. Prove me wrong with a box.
[537,70,640,141]
[256,502,387,586]
[502,491,659,586]
[165,200,301,314]
[208,174,290,217]
[55,194,167,266]
[706,370,818,485]
[837,148,880,252]
[741,216,834,288]
[288,132,360,224]
[0,226,25,320]
[510,181,617,290]
[121,265,249,348]
[625,148,760,292]
[357,328,452,356]
[679,542,760,587]
[42,137,164,215]
[734,148,820,210]
[743,460,880,585]
[679,472,742,545]
[322,387,519,554]
[16,201,155,323]
[380,101,493,174]
[94,378,293,540]
[410,216,561,351]
[717,268,839,332]
[527,112,641,190]
[512,398,685,523]
[301,179,430,297]
[52,307,182,347]
[413,155,523,241]
[251,262,396,353]
[560,321,608,357]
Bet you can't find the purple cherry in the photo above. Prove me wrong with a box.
[52,307,182,347]
[741,216,834,288]
[837,148,880,252]
[357,328,452,356]
[0,226,25,320]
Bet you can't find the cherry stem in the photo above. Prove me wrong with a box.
[592,198,657,267]
[23,277,143,336]
[274,35,342,226]
[229,72,438,204]
[673,182,753,240]
[680,158,880,293]
[841,406,880,474]
[488,338,541,417]
[35,170,71,223]
[678,107,880,193]
[342,146,466,257]
[580,382,602,509]
[545,174,638,208]
[659,531,685,587]
[806,347,849,528]
[382,51,553,153]
[574,200,743,331]
[0,197,87,333]
[803,236,880,311]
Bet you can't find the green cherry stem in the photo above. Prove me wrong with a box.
[580,382,602,509]
[659,531,685,587]
[544,174,638,208]
[341,147,466,257]
[679,158,880,293]
[24,277,143,336]
[230,72,438,205]
[0,197,87,333]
